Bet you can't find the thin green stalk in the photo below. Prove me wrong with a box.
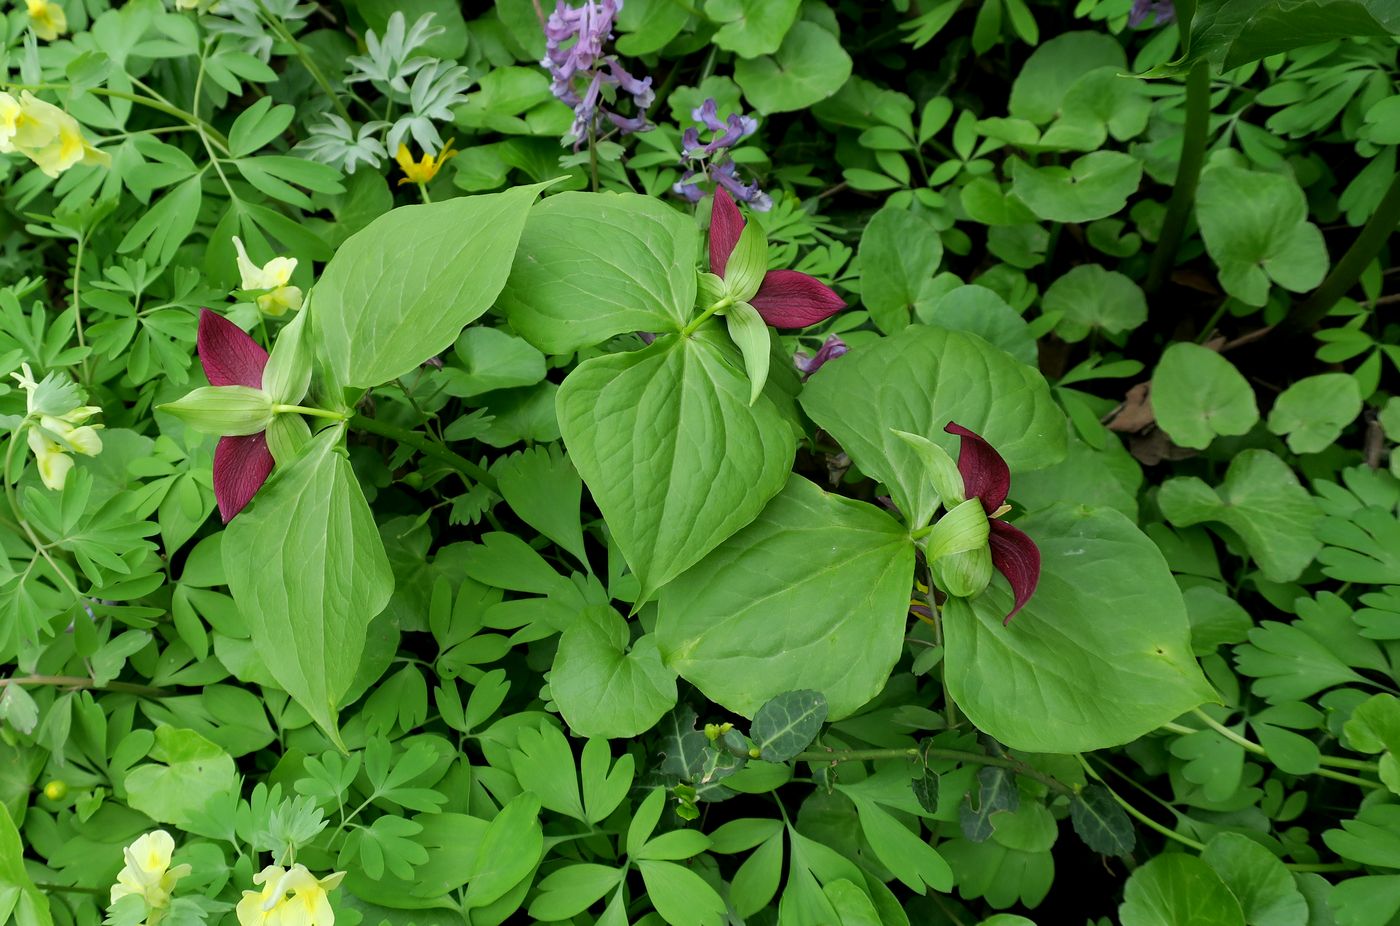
[1282,169,1400,333]
[0,675,168,697]
[1167,714,1383,776]
[793,745,1072,795]
[682,296,733,336]
[350,413,498,492]
[272,404,348,420]
[1078,755,1207,852]
[254,0,353,123]
[1146,60,1211,294]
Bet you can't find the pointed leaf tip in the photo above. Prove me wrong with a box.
[750,270,846,328]
[989,519,1040,624]
[944,421,1011,512]
[198,309,268,389]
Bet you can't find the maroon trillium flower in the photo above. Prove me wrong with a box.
[197,309,274,523]
[945,421,1041,624]
[709,187,846,328]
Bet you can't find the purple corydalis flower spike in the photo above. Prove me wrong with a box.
[197,309,273,523]
[542,0,651,146]
[943,421,1040,624]
[1129,0,1175,26]
[794,335,848,379]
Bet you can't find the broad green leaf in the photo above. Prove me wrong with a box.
[556,333,795,601]
[1043,264,1147,343]
[124,725,238,826]
[0,803,52,926]
[315,185,544,387]
[1325,806,1400,869]
[1158,450,1321,582]
[616,0,689,55]
[734,22,854,114]
[1202,832,1309,926]
[944,505,1213,753]
[921,285,1037,366]
[497,192,698,355]
[1070,786,1135,858]
[1008,31,1125,124]
[464,793,542,910]
[443,326,546,398]
[223,428,394,745]
[849,797,953,893]
[1329,876,1400,926]
[1196,165,1328,307]
[656,476,914,719]
[1120,854,1245,926]
[1015,428,1142,521]
[1167,0,1400,74]
[636,860,727,926]
[529,864,626,921]
[511,722,586,820]
[550,606,679,739]
[751,690,828,761]
[492,444,587,563]
[1267,373,1362,454]
[1151,342,1259,449]
[1011,152,1142,223]
[706,0,800,57]
[858,205,944,334]
[800,325,1066,529]
[1042,67,1151,150]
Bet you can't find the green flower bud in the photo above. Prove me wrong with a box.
[723,221,769,304]
[923,498,990,562]
[43,779,67,800]
[159,385,273,436]
[931,544,993,600]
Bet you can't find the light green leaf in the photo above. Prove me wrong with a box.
[1329,876,1400,926]
[442,327,546,398]
[734,22,854,115]
[0,803,52,926]
[556,333,795,601]
[315,184,545,387]
[1196,165,1328,307]
[1151,342,1259,449]
[492,444,587,563]
[656,476,914,719]
[1267,373,1362,454]
[944,505,1213,753]
[849,796,953,893]
[921,285,1037,366]
[706,0,800,57]
[800,325,1066,529]
[528,864,626,922]
[1158,450,1321,582]
[223,428,394,745]
[124,725,238,826]
[550,606,678,739]
[464,793,542,910]
[1120,854,1245,926]
[858,205,944,334]
[497,192,698,355]
[1043,264,1147,343]
[1042,67,1151,150]
[1202,832,1309,926]
[1008,31,1125,124]
[636,860,726,926]
[1011,152,1142,223]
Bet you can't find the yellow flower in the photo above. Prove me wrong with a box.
[395,139,457,186]
[8,91,108,178]
[236,864,345,926]
[11,363,103,491]
[26,0,67,40]
[109,830,192,912]
[232,236,303,316]
[0,92,20,151]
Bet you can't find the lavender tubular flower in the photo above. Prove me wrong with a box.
[674,97,770,210]
[794,335,848,379]
[541,0,653,147]
[1128,0,1175,26]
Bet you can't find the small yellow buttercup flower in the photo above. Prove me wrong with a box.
[395,139,457,186]
[232,236,303,316]
[3,91,109,178]
[26,0,67,40]
[109,830,192,915]
[236,864,345,926]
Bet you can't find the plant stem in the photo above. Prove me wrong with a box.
[0,675,168,697]
[35,882,106,896]
[681,297,733,336]
[1164,715,1383,778]
[1078,755,1207,852]
[792,746,1073,795]
[349,414,498,492]
[1146,60,1211,294]
[1282,169,1400,333]
[272,404,349,421]
[254,0,353,123]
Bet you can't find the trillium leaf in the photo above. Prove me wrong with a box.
[943,504,1213,754]
[556,332,795,602]
[1151,342,1259,450]
[1158,450,1321,582]
[656,476,914,719]
[550,606,679,739]
[223,427,394,746]
[800,326,1065,529]
[1011,152,1142,224]
[734,22,854,115]
[315,184,546,387]
[497,192,699,355]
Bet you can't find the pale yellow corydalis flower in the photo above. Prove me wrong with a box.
[232,236,303,316]
[26,0,67,40]
[236,864,345,926]
[109,830,192,918]
[10,363,103,491]
[0,90,109,178]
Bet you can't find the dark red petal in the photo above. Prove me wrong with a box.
[198,308,267,388]
[989,519,1040,625]
[749,270,846,328]
[213,433,274,522]
[944,421,1010,512]
[709,186,744,278]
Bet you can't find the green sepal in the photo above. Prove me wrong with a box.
[697,271,727,310]
[723,221,769,304]
[891,429,966,514]
[262,304,314,406]
[931,544,993,600]
[923,497,990,563]
[265,412,312,466]
[724,301,771,406]
[159,385,273,436]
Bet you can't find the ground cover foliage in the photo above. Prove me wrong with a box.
[2,0,1400,923]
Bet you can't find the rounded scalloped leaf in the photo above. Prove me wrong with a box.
[1151,342,1259,450]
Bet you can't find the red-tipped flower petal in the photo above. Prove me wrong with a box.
[198,308,268,388]
[944,422,1010,512]
[989,519,1040,625]
[709,186,745,278]
[749,270,846,328]
[213,433,274,522]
